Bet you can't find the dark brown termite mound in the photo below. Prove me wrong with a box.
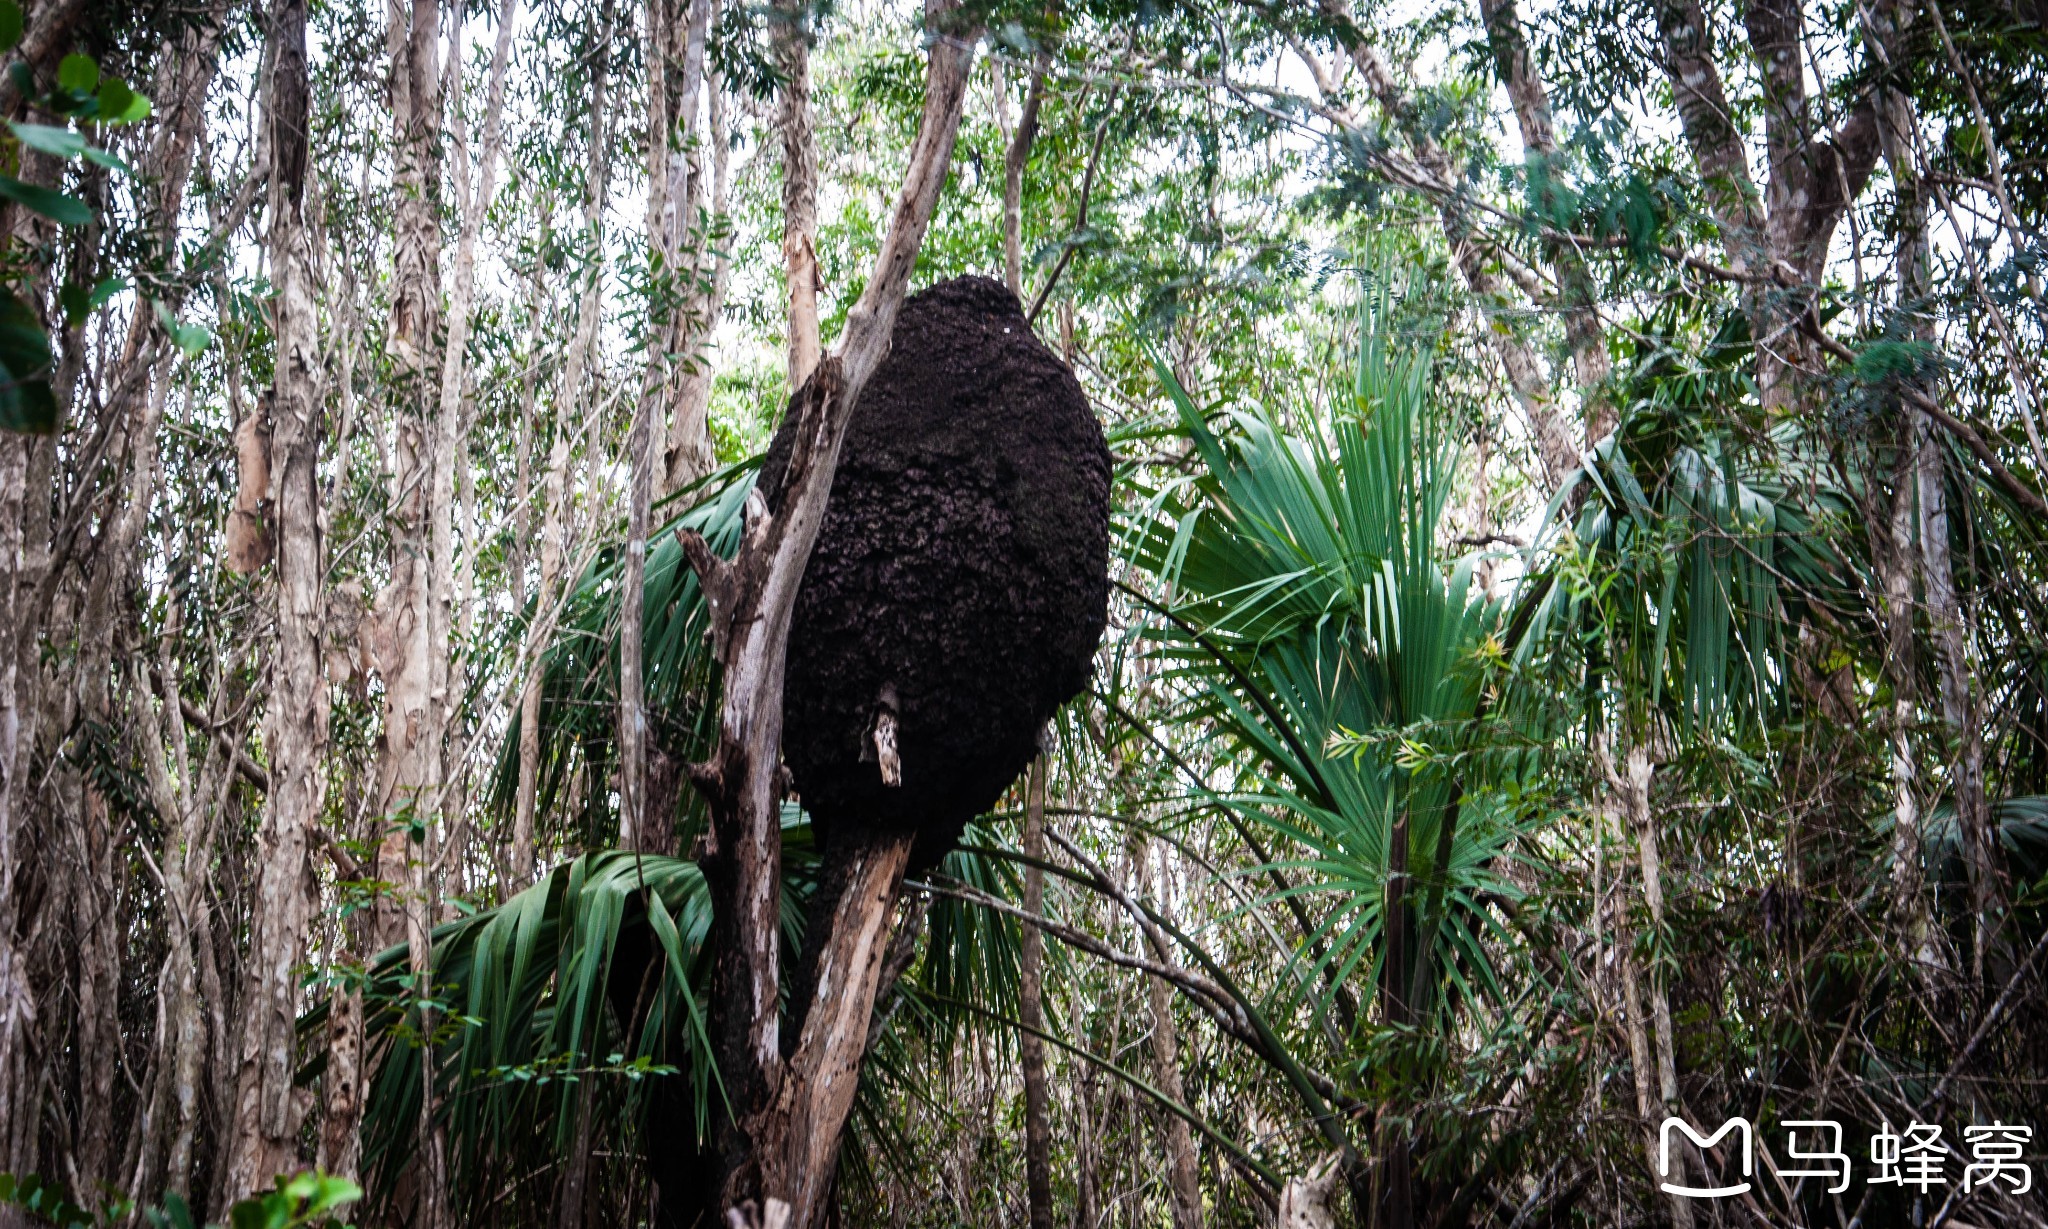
[761,275,1110,869]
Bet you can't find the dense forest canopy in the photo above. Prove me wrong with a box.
[0,0,2045,1224]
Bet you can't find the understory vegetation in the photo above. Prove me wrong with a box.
[1,0,2046,1224]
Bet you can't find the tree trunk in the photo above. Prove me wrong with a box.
[513,47,614,886]
[1140,842,1203,1229]
[1607,743,1695,1229]
[625,0,712,853]
[661,51,732,497]
[1881,437,1935,964]
[771,0,820,391]
[1072,987,1101,1229]
[1000,59,1045,298]
[675,8,978,1222]
[1018,757,1055,1229]
[1373,802,1412,1229]
[372,0,445,946]
[222,0,325,1194]
[1918,420,1999,977]
[1474,0,1610,438]
[1315,0,1577,491]
[373,0,450,1218]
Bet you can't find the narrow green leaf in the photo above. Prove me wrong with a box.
[0,175,89,225]
[8,121,84,159]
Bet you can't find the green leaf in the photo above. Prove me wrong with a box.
[55,53,97,94]
[54,276,121,324]
[8,121,84,158]
[95,77,150,124]
[0,175,89,225]
[152,299,211,358]
[87,275,126,311]
[0,1,21,52]
[9,121,130,174]
[0,291,56,433]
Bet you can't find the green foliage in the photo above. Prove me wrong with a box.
[0,290,56,431]
[0,1172,359,1229]
[1132,270,1517,1032]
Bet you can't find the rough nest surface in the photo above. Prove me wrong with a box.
[761,275,1110,868]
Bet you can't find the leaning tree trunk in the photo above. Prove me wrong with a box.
[221,0,325,1196]
[1474,0,1610,438]
[1316,0,1578,492]
[673,7,978,1224]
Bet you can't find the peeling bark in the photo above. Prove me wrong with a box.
[222,0,326,1196]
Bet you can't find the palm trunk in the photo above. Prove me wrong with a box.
[222,0,325,1194]
[1373,805,1412,1229]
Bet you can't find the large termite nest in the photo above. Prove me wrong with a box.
[761,275,1110,869]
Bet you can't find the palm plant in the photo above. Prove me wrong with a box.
[1127,275,1520,1218]
[349,466,1029,1226]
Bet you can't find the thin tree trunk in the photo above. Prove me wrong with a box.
[222,0,325,1194]
[1139,842,1203,1229]
[1019,756,1055,1229]
[372,0,445,945]
[1606,743,1695,1229]
[1000,59,1045,298]
[662,60,732,497]
[1882,439,1934,962]
[1918,422,1999,977]
[1315,0,1576,490]
[1073,989,1101,1229]
[1473,0,1610,439]
[1876,17,2000,970]
[771,0,820,391]
[1866,0,1944,976]
[625,0,710,853]
[375,0,450,1218]
[513,50,614,886]
[1373,801,1413,1229]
